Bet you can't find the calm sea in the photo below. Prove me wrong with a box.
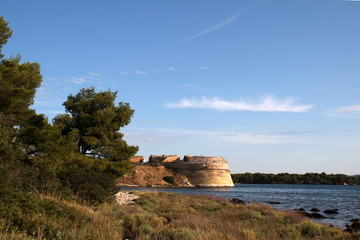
[122,184,360,228]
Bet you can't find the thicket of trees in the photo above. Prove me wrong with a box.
[0,16,138,206]
[231,172,360,185]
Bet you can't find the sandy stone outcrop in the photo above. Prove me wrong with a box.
[116,165,193,187]
[114,191,139,205]
[130,156,145,163]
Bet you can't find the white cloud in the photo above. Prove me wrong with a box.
[89,72,100,77]
[182,13,239,43]
[119,71,129,76]
[123,127,310,145]
[181,1,261,43]
[166,96,313,112]
[168,67,177,71]
[198,66,208,70]
[332,105,360,113]
[152,69,162,73]
[71,77,88,84]
[216,132,308,144]
[326,104,360,118]
[134,70,147,75]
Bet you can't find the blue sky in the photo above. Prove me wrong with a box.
[2,0,360,174]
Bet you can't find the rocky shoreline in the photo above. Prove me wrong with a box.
[230,197,360,232]
[114,191,359,233]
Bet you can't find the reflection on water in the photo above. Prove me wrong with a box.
[122,184,360,228]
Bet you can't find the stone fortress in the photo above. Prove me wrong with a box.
[130,155,234,187]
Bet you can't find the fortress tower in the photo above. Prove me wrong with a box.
[163,155,234,187]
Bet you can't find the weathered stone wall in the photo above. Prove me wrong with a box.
[149,155,181,163]
[126,155,234,187]
[130,156,145,163]
[164,156,234,187]
[183,155,227,164]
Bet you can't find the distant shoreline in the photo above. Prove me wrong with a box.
[231,172,360,185]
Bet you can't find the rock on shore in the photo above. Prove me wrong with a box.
[114,191,139,205]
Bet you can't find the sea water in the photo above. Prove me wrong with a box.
[122,184,360,228]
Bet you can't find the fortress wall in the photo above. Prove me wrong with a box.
[179,169,234,187]
[163,156,234,187]
[163,155,181,163]
[183,156,227,164]
[163,162,229,171]
[149,155,180,163]
[130,156,145,163]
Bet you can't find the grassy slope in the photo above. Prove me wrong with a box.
[1,191,358,240]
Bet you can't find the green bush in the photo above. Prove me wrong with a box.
[59,168,118,204]
[122,213,166,240]
[163,176,175,185]
[160,227,197,240]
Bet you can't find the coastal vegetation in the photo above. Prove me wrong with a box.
[0,15,137,205]
[1,15,359,239]
[231,172,360,185]
[2,191,360,239]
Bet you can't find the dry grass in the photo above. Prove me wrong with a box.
[1,191,358,239]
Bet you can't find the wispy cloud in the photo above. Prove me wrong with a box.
[331,105,360,113]
[251,130,325,136]
[119,71,129,76]
[166,96,313,112]
[326,104,360,118]
[89,72,100,77]
[182,13,239,43]
[123,127,310,145]
[344,0,360,2]
[71,77,88,84]
[198,66,208,70]
[44,77,56,82]
[181,1,262,43]
[216,132,308,144]
[118,66,208,76]
[134,70,147,75]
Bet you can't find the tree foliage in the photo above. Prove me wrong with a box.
[0,16,138,207]
[0,57,42,123]
[55,87,138,162]
[231,172,360,185]
[0,16,13,59]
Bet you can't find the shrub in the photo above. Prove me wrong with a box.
[163,176,175,185]
[299,220,322,238]
[160,227,197,240]
[122,213,166,240]
[59,167,118,204]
